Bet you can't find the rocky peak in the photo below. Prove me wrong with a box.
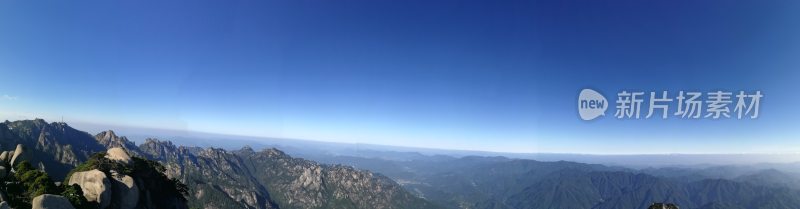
[105,147,133,165]
[199,147,229,159]
[1,119,106,179]
[142,138,175,149]
[260,148,287,158]
[141,139,174,151]
[235,146,256,157]
[100,130,119,140]
[32,118,48,126]
[94,131,145,160]
[94,130,134,148]
[139,138,179,161]
[240,145,254,152]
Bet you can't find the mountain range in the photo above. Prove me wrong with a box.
[3,119,800,209]
[304,153,800,209]
[1,119,436,209]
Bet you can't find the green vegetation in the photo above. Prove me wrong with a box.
[60,184,94,209]
[65,152,131,183]
[0,161,92,209]
[129,156,188,204]
[0,150,186,209]
[67,151,188,208]
[14,161,59,200]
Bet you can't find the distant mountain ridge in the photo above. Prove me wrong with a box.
[4,119,800,209]
[306,151,800,209]
[95,129,439,209]
[0,119,440,209]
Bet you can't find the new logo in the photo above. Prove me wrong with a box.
[578,89,608,121]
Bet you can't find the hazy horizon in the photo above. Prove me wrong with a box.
[2,117,797,160]
[2,0,799,154]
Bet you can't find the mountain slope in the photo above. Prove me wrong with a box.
[0,120,440,209]
[136,139,439,209]
[0,119,107,179]
[308,152,800,209]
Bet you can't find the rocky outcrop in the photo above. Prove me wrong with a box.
[105,148,132,165]
[94,131,142,157]
[31,194,76,209]
[648,203,679,209]
[0,145,21,167]
[0,144,23,178]
[0,187,7,203]
[68,169,111,209]
[110,171,139,209]
[10,144,23,167]
[68,147,189,209]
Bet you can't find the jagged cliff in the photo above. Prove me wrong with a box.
[0,119,439,209]
[132,139,437,209]
[0,119,106,180]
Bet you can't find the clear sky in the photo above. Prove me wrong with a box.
[0,0,799,154]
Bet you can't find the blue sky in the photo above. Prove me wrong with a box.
[0,0,799,154]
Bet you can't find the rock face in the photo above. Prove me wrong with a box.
[111,171,139,209]
[648,203,680,209]
[138,141,437,209]
[105,148,132,165]
[69,147,187,209]
[10,144,23,167]
[0,119,108,180]
[94,131,142,157]
[0,144,24,178]
[5,152,12,164]
[68,169,111,209]
[0,190,7,202]
[31,194,76,209]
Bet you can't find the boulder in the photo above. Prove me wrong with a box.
[0,151,8,163]
[10,144,22,167]
[0,201,8,209]
[648,203,679,209]
[68,169,111,209]
[105,148,132,165]
[6,151,12,166]
[111,171,140,209]
[31,194,76,209]
[0,166,6,178]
